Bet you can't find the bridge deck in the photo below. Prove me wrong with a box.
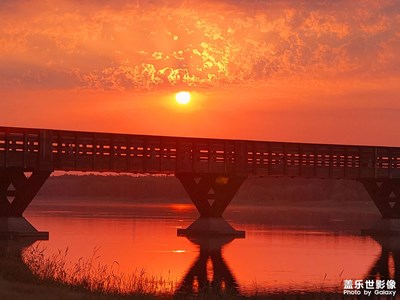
[1,126,400,179]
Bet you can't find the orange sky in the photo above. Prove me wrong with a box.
[1,0,399,146]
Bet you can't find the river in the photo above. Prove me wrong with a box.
[21,199,389,296]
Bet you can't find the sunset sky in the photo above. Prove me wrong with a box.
[1,0,399,146]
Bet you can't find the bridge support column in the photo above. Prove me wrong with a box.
[0,168,50,239]
[176,173,246,237]
[361,179,400,236]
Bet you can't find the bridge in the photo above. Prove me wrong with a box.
[1,126,400,237]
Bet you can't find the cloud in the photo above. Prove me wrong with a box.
[0,0,399,91]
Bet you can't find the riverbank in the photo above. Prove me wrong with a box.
[0,251,344,300]
[0,250,169,300]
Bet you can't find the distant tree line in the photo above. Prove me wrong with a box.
[37,174,371,204]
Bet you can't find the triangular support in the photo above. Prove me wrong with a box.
[0,168,51,217]
[176,173,246,237]
[176,173,246,218]
[361,179,400,219]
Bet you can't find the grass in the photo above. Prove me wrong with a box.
[19,244,244,299]
[0,243,248,299]
[21,244,175,299]
[0,243,348,300]
[0,248,130,300]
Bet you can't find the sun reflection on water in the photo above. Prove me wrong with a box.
[172,250,186,253]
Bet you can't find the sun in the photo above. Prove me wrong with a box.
[175,91,191,105]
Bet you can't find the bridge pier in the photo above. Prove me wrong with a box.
[176,173,246,237]
[361,179,400,236]
[0,168,50,239]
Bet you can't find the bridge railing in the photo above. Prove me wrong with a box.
[1,126,400,178]
[51,132,242,174]
[247,142,374,178]
[0,127,51,170]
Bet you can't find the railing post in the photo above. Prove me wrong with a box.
[234,141,247,176]
[39,129,53,171]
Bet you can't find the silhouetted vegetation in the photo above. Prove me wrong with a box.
[37,174,187,202]
[37,174,371,204]
[0,247,162,300]
[0,244,344,300]
[22,244,175,298]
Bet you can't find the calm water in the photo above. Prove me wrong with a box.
[22,199,386,295]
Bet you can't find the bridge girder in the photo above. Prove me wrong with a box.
[176,173,246,218]
[176,173,247,237]
[0,168,51,217]
[361,179,400,219]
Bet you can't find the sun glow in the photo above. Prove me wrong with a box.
[175,91,191,105]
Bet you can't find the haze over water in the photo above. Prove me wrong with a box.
[24,200,383,295]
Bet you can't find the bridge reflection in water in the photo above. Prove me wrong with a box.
[365,235,400,284]
[175,236,240,298]
[174,233,400,298]
[0,237,41,257]
[1,230,396,298]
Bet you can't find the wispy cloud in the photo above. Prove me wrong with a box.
[0,0,399,91]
